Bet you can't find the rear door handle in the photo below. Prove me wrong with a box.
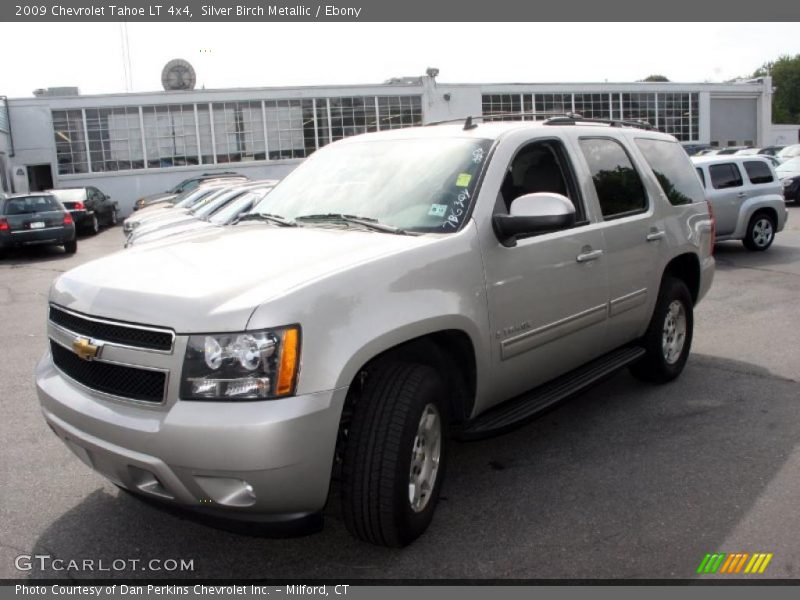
[646,230,666,241]
[576,249,603,263]
[737,192,747,198]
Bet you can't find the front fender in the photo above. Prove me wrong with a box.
[246,223,492,398]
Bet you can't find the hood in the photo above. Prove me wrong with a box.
[51,224,438,332]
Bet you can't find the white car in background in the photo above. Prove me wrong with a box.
[776,144,800,164]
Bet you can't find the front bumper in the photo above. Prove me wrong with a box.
[36,352,347,519]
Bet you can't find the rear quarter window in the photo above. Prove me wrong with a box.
[634,138,705,205]
[696,168,706,188]
[743,160,774,185]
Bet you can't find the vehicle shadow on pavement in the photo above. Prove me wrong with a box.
[0,245,75,267]
[713,241,800,272]
[25,354,800,580]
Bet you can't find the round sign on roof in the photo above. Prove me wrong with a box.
[161,59,196,91]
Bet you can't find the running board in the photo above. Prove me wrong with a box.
[460,346,646,439]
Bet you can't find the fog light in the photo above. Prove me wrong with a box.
[194,476,256,507]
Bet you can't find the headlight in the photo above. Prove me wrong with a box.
[181,326,300,400]
[782,179,793,188]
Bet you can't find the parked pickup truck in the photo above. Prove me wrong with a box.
[36,117,714,547]
[692,155,787,250]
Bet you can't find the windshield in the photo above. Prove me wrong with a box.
[251,137,493,233]
[776,157,800,176]
[211,189,269,224]
[192,188,248,218]
[174,186,225,208]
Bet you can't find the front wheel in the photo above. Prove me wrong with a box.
[742,212,775,251]
[341,362,447,547]
[630,277,693,383]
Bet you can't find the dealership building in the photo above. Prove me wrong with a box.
[0,74,789,215]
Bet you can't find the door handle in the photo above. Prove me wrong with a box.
[646,229,666,242]
[737,192,747,198]
[576,249,603,263]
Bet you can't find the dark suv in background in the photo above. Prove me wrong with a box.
[49,187,118,235]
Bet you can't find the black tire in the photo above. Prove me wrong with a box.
[630,276,693,383]
[742,211,776,251]
[86,214,100,235]
[341,362,448,547]
[63,240,77,254]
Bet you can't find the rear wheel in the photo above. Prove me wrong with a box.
[87,214,100,235]
[742,211,775,251]
[630,276,693,383]
[341,362,447,547]
[63,240,77,254]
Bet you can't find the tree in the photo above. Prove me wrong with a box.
[641,75,670,82]
[753,55,800,124]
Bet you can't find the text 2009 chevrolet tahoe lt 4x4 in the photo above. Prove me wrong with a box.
[36,117,714,547]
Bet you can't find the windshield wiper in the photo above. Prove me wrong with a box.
[233,212,297,227]
[294,213,412,235]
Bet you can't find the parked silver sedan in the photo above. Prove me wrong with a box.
[126,182,278,247]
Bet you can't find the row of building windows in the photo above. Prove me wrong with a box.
[53,95,423,175]
[481,92,699,141]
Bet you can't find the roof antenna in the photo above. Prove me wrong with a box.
[463,116,478,130]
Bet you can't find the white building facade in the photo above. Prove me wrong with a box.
[0,76,775,215]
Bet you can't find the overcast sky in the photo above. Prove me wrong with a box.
[1,22,799,97]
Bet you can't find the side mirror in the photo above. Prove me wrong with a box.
[493,193,576,247]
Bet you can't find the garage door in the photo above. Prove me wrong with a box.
[710,97,758,147]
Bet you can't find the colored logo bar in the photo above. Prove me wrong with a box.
[697,553,773,574]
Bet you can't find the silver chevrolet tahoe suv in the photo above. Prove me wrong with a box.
[36,117,715,547]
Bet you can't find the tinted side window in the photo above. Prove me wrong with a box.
[579,138,647,218]
[499,138,587,223]
[743,161,774,185]
[634,138,705,206]
[696,168,706,188]
[709,163,743,189]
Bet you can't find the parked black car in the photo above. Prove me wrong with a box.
[49,187,118,235]
[133,172,247,211]
[0,193,77,256]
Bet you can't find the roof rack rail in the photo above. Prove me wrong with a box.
[424,112,655,131]
[542,114,654,130]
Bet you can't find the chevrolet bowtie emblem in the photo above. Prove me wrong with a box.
[72,337,102,361]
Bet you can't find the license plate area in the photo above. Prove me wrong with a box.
[29,221,45,229]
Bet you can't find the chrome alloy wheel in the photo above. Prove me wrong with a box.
[751,217,774,249]
[662,300,687,365]
[408,403,442,513]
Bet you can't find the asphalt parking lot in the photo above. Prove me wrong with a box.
[2,209,800,581]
